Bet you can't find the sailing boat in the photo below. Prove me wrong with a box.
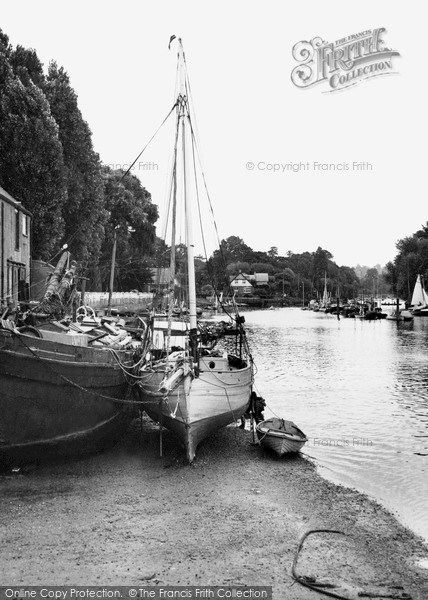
[300,281,306,310]
[320,272,329,311]
[410,274,428,316]
[136,38,253,463]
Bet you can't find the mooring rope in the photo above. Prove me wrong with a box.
[292,529,350,600]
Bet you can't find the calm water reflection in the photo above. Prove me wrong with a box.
[243,307,428,542]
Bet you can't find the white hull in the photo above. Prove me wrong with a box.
[258,434,307,456]
[386,314,404,321]
[256,419,308,456]
[138,356,253,462]
[380,298,406,310]
[387,309,413,321]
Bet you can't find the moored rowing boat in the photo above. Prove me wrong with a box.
[256,418,308,456]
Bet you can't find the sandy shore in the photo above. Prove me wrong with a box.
[1,418,428,599]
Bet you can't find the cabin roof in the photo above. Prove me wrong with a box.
[0,185,32,217]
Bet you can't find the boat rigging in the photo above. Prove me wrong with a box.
[135,37,254,463]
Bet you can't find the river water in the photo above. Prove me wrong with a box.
[242,307,428,543]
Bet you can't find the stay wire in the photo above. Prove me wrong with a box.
[188,115,208,262]
[47,102,178,266]
[179,57,237,302]
[119,101,178,183]
[186,115,235,300]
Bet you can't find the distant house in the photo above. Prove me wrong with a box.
[229,272,273,296]
[251,273,270,287]
[229,273,254,295]
[0,186,32,307]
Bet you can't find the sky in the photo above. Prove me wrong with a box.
[1,1,426,268]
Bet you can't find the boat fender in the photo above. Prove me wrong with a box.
[17,325,43,338]
[251,392,266,422]
[159,367,185,393]
[240,391,265,427]
[103,322,121,335]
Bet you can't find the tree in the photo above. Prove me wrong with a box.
[220,236,253,263]
[0,29,13,85]
[275,268,295,296]
[251,262,275,274]
[267,246,278,259]
[97,168,158,291]
[0,28,162,281]
[385,222,428,300]
[0,68,67,259]
[150,237,171,268]
[311,247,333,292]
[363,267,381,296]
[194,257,210,294]
[10,45,45,87]
[384,261,398,295]
[226,262,251,275]
[336,266,359,301]
[43,62,106,264]
[200,284,214,297]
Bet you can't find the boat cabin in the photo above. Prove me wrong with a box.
[0,185,32,309]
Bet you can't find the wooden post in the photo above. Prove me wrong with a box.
[159,399,163,457]
[107,229,117,316]
[80,277,89,306]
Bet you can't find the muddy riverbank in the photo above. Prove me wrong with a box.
[1,419,428,599]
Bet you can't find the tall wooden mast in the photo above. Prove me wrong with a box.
[176,38,198,359]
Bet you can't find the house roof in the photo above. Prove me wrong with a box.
[229,272,252,284]
[253,273,269,284]
[230,272,270,285]
[0,185,32,217]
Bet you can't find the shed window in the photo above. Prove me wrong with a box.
[22,214,28,236]
[15,210,19,250]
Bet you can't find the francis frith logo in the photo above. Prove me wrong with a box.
[291,28,400,92]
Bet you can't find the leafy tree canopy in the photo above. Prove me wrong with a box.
[97,168,158,291]
[0,28,159,289]
[0,69,67,259]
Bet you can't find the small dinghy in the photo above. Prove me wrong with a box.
[256,418,308,456]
